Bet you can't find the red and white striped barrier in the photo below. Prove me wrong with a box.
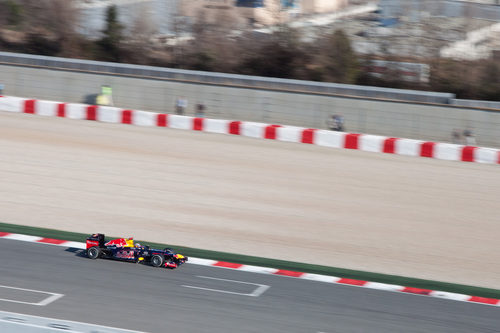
[1,231,499,307]
[1,96,498,164]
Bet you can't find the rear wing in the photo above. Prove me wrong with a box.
[86,233,105,249]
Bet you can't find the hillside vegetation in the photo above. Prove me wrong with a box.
[0,0,499,101]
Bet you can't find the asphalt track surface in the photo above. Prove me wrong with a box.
[0,239,499,333]
[1,112,499,288]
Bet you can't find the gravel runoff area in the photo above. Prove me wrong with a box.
[0,111,498,289]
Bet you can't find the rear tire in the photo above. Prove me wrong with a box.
[151,254,164,267]
[87,247,100,260]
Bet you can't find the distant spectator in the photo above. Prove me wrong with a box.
[96,85,113,106]
[451,129,461,144]
[175,97,187,115]
[463,128,476,146]
[327,114,345,132]
[195,103,206,118]
[101,85,113,106]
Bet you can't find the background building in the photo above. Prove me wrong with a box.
[301,0,348,15]
[179,0,349,26]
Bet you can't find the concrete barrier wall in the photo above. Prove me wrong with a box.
[0,51,454,104]
[2,95,498,164]
[1,63,499,147]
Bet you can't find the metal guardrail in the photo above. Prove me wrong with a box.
[451,99,500,110]
[0,51,455,104]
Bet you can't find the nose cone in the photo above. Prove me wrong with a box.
[165,262,178,268]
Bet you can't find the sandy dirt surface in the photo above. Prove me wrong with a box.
[0,112,499,288]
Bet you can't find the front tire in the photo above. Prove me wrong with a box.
[151,254,164,267]
[87,247,100,260]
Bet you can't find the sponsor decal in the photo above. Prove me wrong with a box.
[116,250,135,259]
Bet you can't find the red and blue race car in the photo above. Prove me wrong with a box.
[86,233,188,269]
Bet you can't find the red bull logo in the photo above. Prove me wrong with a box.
[116,250,135,259]
[105,238,128,247]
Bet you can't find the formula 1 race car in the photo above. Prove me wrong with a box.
[86,233,188,269]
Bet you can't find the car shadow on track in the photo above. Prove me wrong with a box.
[65,247,87,258]
[65,247,125,262]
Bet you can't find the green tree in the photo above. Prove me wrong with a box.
[3,0,23,27]
[238,28,308,79]
[318,30,359,84]
[97,5,124,62]
[25,31,60,56]
[429,59,472,99]
[477,59,500,101]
